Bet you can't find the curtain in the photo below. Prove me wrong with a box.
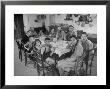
[14,14,25,39]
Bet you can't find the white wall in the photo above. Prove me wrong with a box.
[23,14,43,33]
[54,14,97,34]
[23,14,30,33]
[23,14,97,34]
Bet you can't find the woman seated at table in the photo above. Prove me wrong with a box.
[57,38,83,76]
[30,39,42,63]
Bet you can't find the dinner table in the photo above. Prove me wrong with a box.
[50,40,71,57]
[34,36,71,58]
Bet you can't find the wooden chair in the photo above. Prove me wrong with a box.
[75,46,97,76]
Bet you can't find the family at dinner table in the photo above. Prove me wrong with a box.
[16,24,95,76]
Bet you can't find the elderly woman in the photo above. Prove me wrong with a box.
[57,39,83,76]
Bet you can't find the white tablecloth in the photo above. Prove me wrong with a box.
[50,41,70,56]
[34,37,70,56]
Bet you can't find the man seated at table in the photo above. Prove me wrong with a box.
[80,32,94,55]
[57,38,83,76]
[79,32,94,69]
[66,25,77,41]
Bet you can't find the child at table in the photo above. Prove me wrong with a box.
[41,38,52,61]
[33,39,42,53]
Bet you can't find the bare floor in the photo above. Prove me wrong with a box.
[14,41,38,76]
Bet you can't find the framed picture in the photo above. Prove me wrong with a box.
[1,0,109,88]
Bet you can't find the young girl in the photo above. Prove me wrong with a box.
[33,39,42,52]
[32,39,42,61]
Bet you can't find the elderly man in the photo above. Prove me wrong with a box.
[80,32,94,61]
